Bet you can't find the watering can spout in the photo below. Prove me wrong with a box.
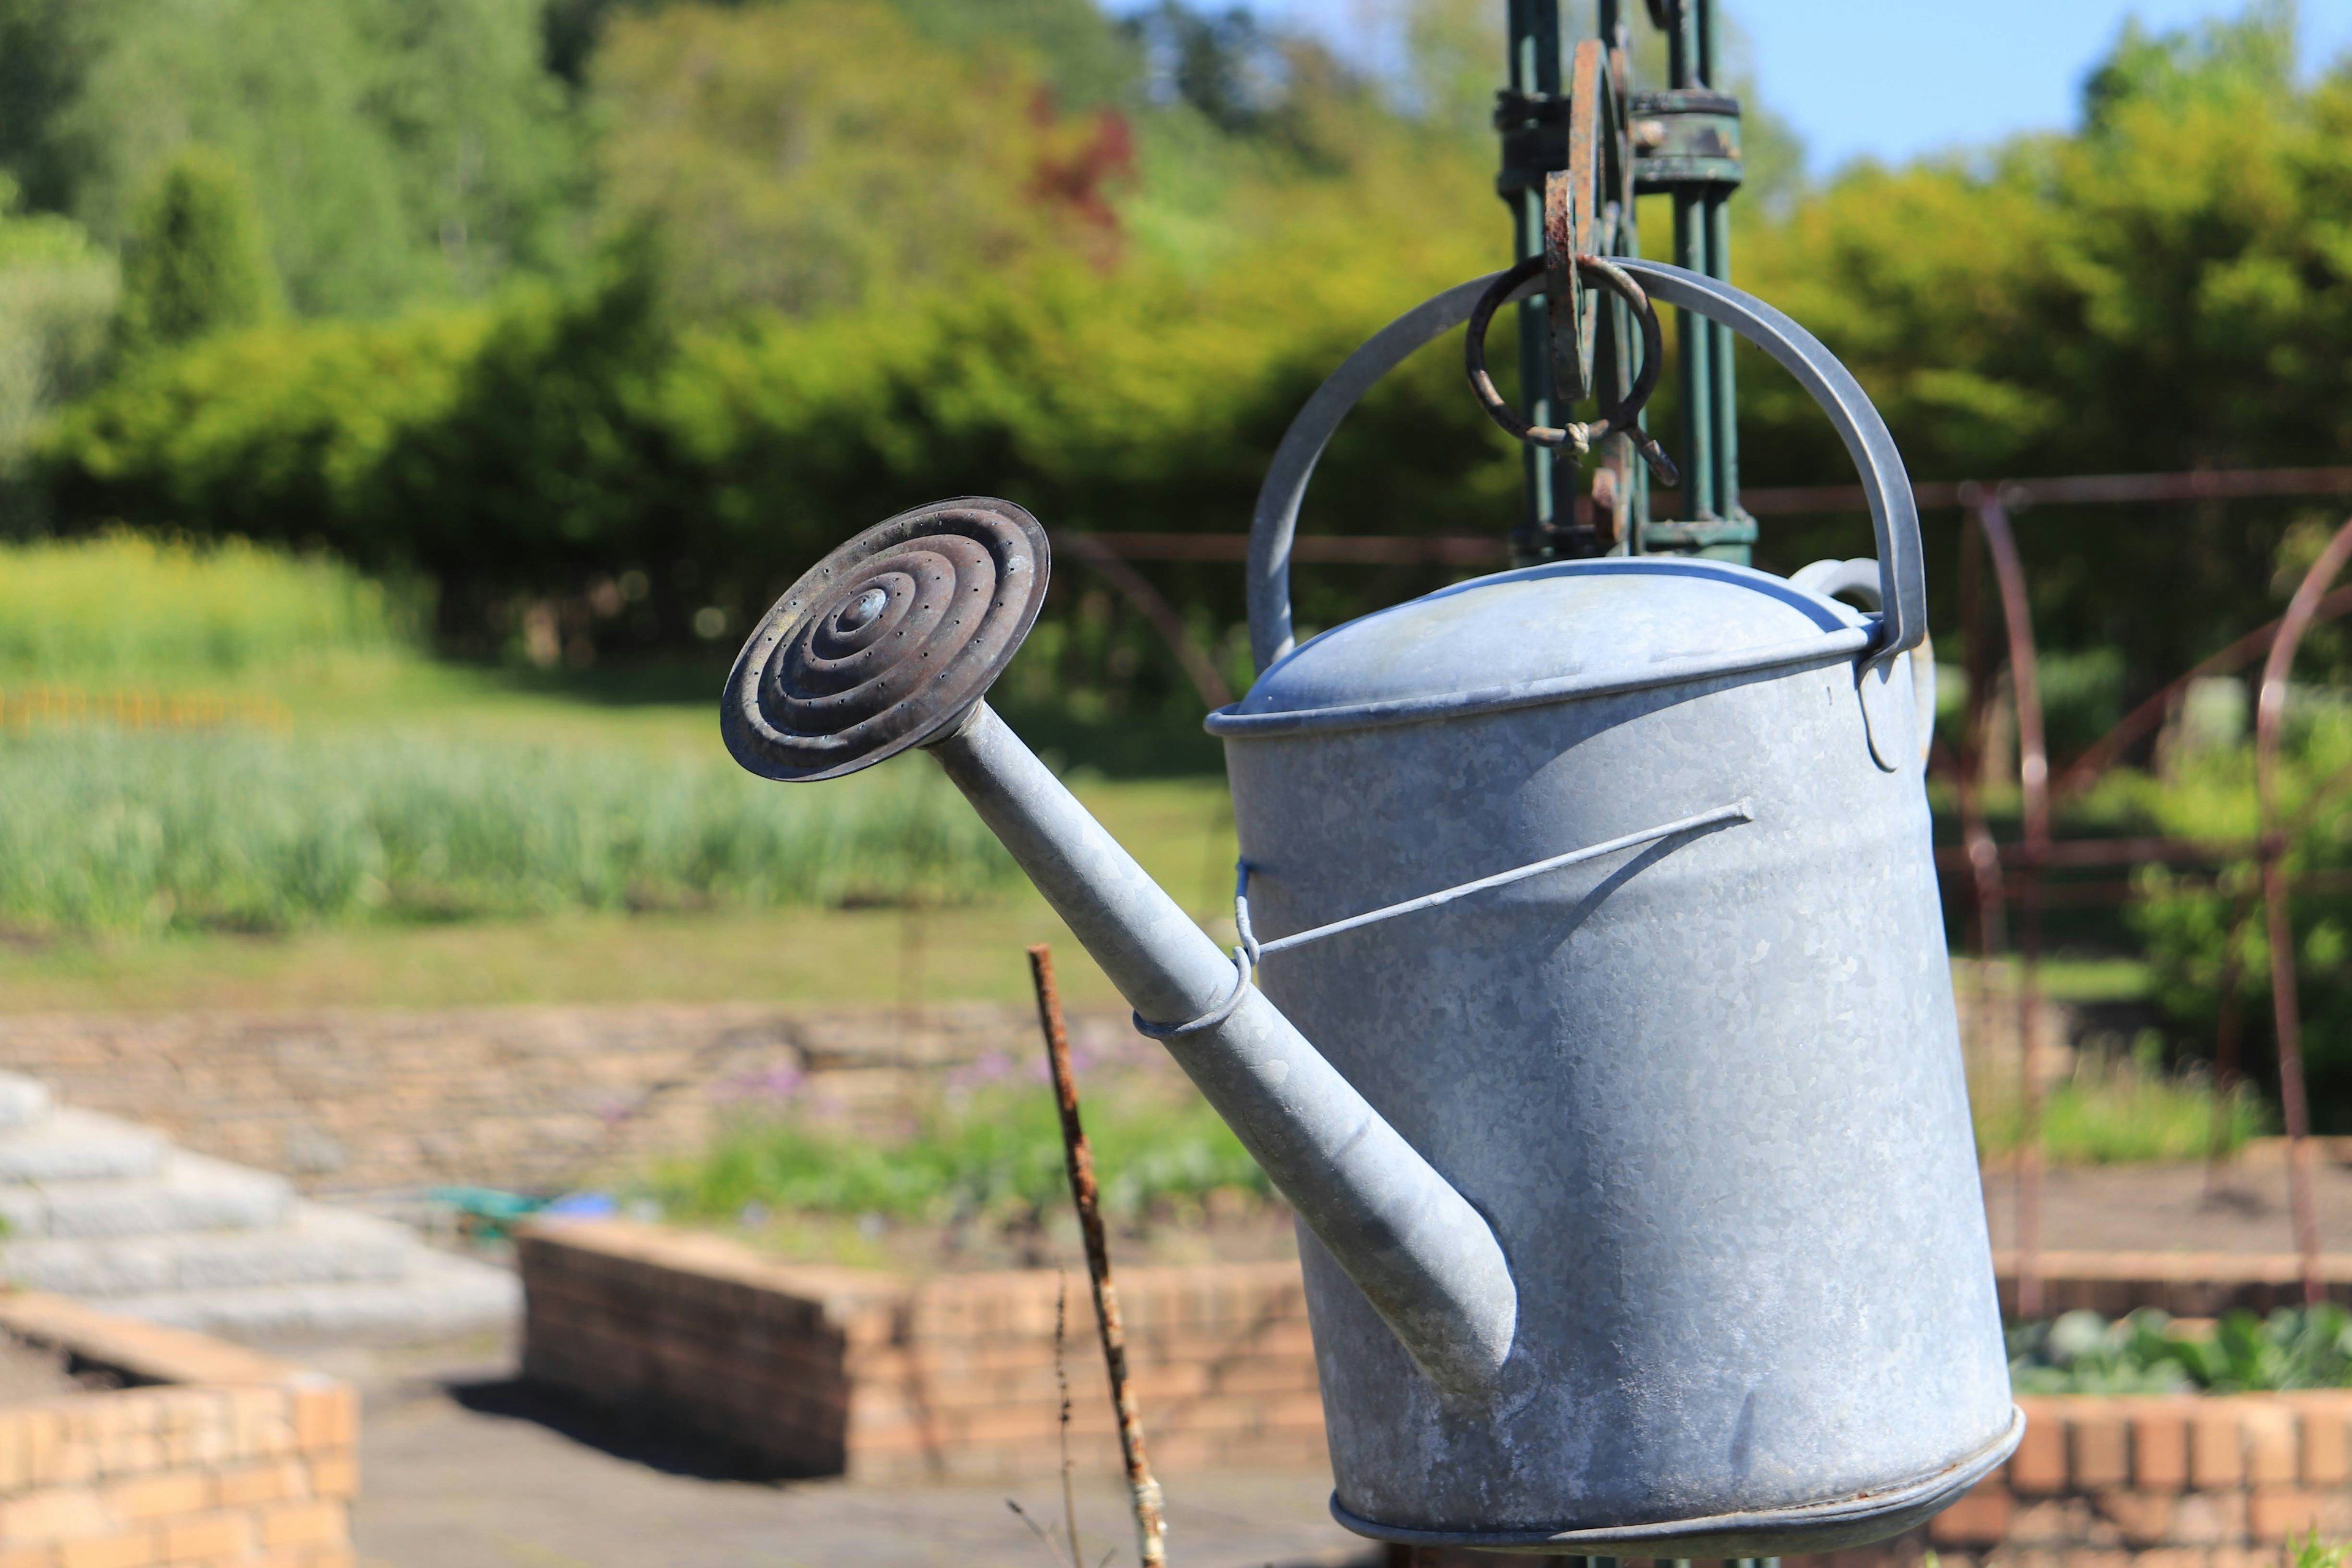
[927,701,1518,1398]
[717,497,1513,1399]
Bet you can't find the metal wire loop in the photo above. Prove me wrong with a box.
[1131,863,1262,1041]
[1131,946,1254,1040]
[1464,254,1681,487]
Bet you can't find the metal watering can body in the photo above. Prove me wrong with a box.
[720,260,2018,1556]
[1215,561,2010,1550]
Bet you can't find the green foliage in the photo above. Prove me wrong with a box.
[1741,4,2352,679]
[2037,647,2129,761]
[37,304,492,561]
[0,532,410,676]
[112,148,279,359]
[2296,1532,2350,1568]
[1,0,582,317]
[0,731,1011,935]
[39,136,1514,653]
[0,175,113,496]
[2126,706,2352,1125]
[588,2,1119,320]
[40,0,2351,723]
[887,0,1142,111]
[1974,1035,2269,1163]
[649,1076,1267,1229]
[2010,1306,2352,1395]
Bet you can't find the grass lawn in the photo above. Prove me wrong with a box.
[0,651,1238,1012]
[0,531,2149,1016]
[0,650,2163,1016]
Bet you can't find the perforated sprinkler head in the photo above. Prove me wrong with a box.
[721,497,1051,782]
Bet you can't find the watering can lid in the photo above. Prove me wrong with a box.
[1204,556,1875,739]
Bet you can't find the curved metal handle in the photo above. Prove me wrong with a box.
[1244,259,1926,674]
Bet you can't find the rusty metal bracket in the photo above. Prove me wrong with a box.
[1542,41,1616,404]
[1629,88,1743,191]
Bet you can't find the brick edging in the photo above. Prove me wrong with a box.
[0,1291,360,1567]
[1896,1393,2352,1567]
[518,1219,1325,1480]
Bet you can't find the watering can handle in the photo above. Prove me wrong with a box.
[1243,258,1927,677]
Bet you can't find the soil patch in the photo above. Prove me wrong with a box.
[0,1332,119,1408]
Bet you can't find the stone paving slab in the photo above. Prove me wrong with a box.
[351,1349,1375,1568]
[1981,1152,2352,1254]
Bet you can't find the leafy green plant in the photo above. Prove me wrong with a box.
[2128,705,2352,1128]
[0,178,115,489]
[2010,1306,2352,1394]
[647,1074,1268,1232]
[2294,1530,2349,1568]
[12,0,581,317]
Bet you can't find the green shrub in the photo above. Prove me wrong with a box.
[1973,1035,2269,1163]
[0,532,412,676]
[2296,1531,2350,1568]
[113,149,281,360]
[38,158,1514,654]
[20,0,582,318]
[0,181,116,491]
[649,1076,1268,1229]
[2127,706,2352,1127]
[0,730,1011,933]
[2011,1306,2352,1394]
[36,307,489,559]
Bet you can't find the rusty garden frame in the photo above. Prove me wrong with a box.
[1947,484,2352,1316]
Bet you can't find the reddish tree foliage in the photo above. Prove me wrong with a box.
[1027,91,1136,268]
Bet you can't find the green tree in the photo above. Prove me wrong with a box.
[589,1,1134,320]
[0,0,582,318]
[1737,2,2352,684]
[112,149,279,359]
[0,174,113,516]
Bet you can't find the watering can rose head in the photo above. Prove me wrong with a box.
[722,497,1049,783]
[720,262,2018,1556]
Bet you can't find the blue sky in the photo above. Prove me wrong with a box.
[1163,1,2352,175]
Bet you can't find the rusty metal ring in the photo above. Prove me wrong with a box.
[1464,254,1679,486]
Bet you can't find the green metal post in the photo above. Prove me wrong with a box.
[1668,1,1715,524]
[1597,0,1648,552]
[1698,0,1740,530]
[1629,0,1751,562]
[1708,189,1739,523]
[1507,0,1563,558]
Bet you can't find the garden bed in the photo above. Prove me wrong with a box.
[521,1218,2352,1568]
[516,1218,1324,1482]
[0,1290,358,1567]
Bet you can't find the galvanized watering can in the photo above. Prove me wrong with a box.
[721,260,2019,1556]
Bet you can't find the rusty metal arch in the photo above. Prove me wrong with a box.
[1954,497,2352,1313]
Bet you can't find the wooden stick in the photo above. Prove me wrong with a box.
[1029,944,1168,1568]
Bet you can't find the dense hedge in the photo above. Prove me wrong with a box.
[38,235,1525,655]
